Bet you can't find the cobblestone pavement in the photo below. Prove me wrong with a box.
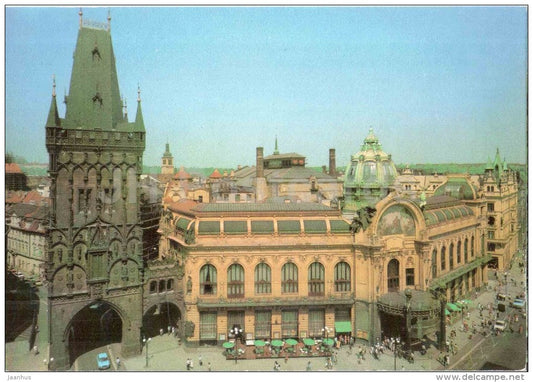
[5,253,527,373]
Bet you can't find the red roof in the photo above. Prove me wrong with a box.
[174,166,192,180]
[209,169,222,179]
[167,199,198,215]
[6,191,26,204]
[5,163,23,174]
[23,191,44,205]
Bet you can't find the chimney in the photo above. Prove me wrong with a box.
[329,148,336,176]
[256,147,264,178]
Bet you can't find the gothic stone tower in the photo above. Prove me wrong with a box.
[45,11,146,370]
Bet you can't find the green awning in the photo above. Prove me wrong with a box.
[455,301,464,309]
[445,309,451,316]
[334,321,352,333]
[222,342,235,349]
[447,303,461,312]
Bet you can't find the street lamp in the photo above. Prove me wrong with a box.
[230,326,243,363]
[392,337,401,371]
[143,336,151,367]
[504,272,508,297]
[405,288,413,359]
[321,326,332,341]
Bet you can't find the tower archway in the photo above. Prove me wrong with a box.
[66,301,123,367]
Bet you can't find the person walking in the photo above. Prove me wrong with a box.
[208,362,212,371]
[306,361,312,371]
[198,355,203,366]
[116,357,120,369]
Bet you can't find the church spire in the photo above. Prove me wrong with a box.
[79,8,83,29]
[274,136,279,155]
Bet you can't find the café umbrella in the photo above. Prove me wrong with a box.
[285,339,298,346]
[223,342,235,349]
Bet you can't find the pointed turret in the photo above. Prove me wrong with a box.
[46,76,61,128]
[134,85,145,132]
[274,136,279,155]
[485,156,494,171]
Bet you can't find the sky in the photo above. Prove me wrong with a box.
[5,6,528,168]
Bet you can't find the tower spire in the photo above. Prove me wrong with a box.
[52,74,56,97]
[107,9,111,31]
[46,75,61,128]
[123,97,128,121]
[79,8,83,29]
[135,84,145,132]
[274,136,279,155]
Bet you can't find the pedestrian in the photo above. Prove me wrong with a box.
[285,354,288,363]
[168,325,171,335]
[190,360,194,370]
[160,328,164,336]
[199,355,203,366]
[116,357,120,369]
[186,358,191,370]
[306,361,311,371]
[208,362,212,371]
[33,345,39,355]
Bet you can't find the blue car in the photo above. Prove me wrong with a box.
[97,352,110,370]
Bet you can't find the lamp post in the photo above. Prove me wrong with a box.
[143,336,151,368]
[230,326,243,362]
[405,288,413,359]
[504,272,508,298]
[392,337,401,371]
[321,326,332,341]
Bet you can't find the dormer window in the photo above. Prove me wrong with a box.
[92,44,101,61]
[92,92,103,106]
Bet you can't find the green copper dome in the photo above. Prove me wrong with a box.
[343,128,398,211]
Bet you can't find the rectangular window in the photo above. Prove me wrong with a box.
[487,203,495,212]
[281,310,298,338]
[255,311,272,339]
[406,268,415,286]
[235,194,241,202]
[199,312,217,340]
[308,309,325,338]
[488,231,495,239]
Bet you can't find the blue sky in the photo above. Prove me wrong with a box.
[5,6,528,168]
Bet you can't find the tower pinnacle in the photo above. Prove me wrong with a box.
[79,8,83,29]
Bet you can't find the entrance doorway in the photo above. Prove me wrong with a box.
[67,302,122,367]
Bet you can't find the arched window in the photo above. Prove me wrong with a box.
[308,262,325,296]
[159,279,166,293]
[432,249,438,278]
[334,262,351,292]
[449,243,454,269]
[255,263,271,294]
[441,246,446,271]
[166,279,174,291]
[457,240,462,264]
[149,280,157,294]
[227,264,244,298]
[464,239,468,261]
[387,259,400,292]
[200,264,217,295]
[471,236,475,258]
[281,263,298,293]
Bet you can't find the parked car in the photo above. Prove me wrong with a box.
[493,320,507,332]
[512,298,526,309]
[496,293,509,301]
[97,352,110,370]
